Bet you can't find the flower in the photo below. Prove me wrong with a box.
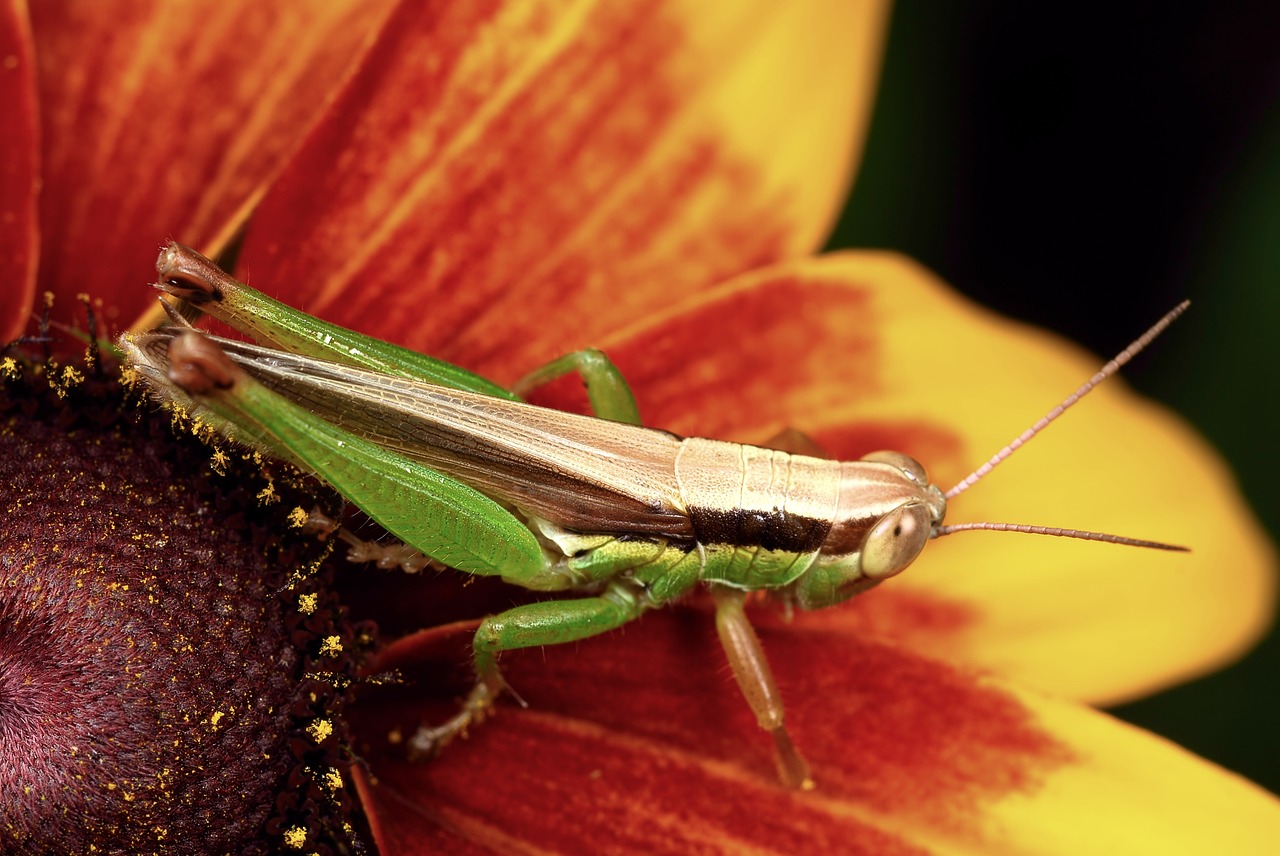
[3,1,1277,853]
[0,369,368,851]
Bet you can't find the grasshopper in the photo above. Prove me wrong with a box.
[120,243,1187,789]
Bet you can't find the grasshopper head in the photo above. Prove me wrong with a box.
[789,304,1196,612]
[791,451,946,610]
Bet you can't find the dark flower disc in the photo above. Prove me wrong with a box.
[0,355,367,854]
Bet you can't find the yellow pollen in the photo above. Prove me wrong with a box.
[282,825,308,849]
[210,710,225,729]
[256,477,279,504]
[288,506,309,528]
[62,365,84,386]
[49,363,86,397]
[298,593,318,615]
[307,718,334,743]
[118,364,141,388]
[323,767,343,792]
[319,635,343,656]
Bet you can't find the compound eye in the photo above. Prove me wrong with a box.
[861,503,932,580]
[859,450,928,485]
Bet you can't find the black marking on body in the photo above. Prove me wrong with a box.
[688,505,831,553]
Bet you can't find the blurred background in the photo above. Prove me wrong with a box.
[828,2,1279,793]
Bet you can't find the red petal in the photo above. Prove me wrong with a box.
[237,1,888,380]
[0,0,38,340]
[353,607,1070,853]
[351,606,1280,853]
[29,0,395,327]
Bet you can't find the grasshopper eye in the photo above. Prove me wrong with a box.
[861,503,932,580]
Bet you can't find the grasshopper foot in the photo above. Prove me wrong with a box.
[408,676,506,759]
[771,726,815,790]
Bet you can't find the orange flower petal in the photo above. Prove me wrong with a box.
[350,610,1280,853]
[28,0,395,327]
[582,252,1275,704]
[0,0,38,342]
[237,0,889,379]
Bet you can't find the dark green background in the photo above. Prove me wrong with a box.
[828,3,1279,794]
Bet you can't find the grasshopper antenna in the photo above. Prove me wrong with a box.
[945,301,1190,500]
[932,521,1189,551]
[933,301,1192,552]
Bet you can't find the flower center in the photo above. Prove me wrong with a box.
[0,359,365,853]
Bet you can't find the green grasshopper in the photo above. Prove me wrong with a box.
[119,243,1187,789]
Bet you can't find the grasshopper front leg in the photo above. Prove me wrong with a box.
[712,586,815,790]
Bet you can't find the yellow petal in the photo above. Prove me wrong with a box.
[678,1,890,251]
[978,678,1280,854]
[236,0,889,377]
[590,251,1275,703]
